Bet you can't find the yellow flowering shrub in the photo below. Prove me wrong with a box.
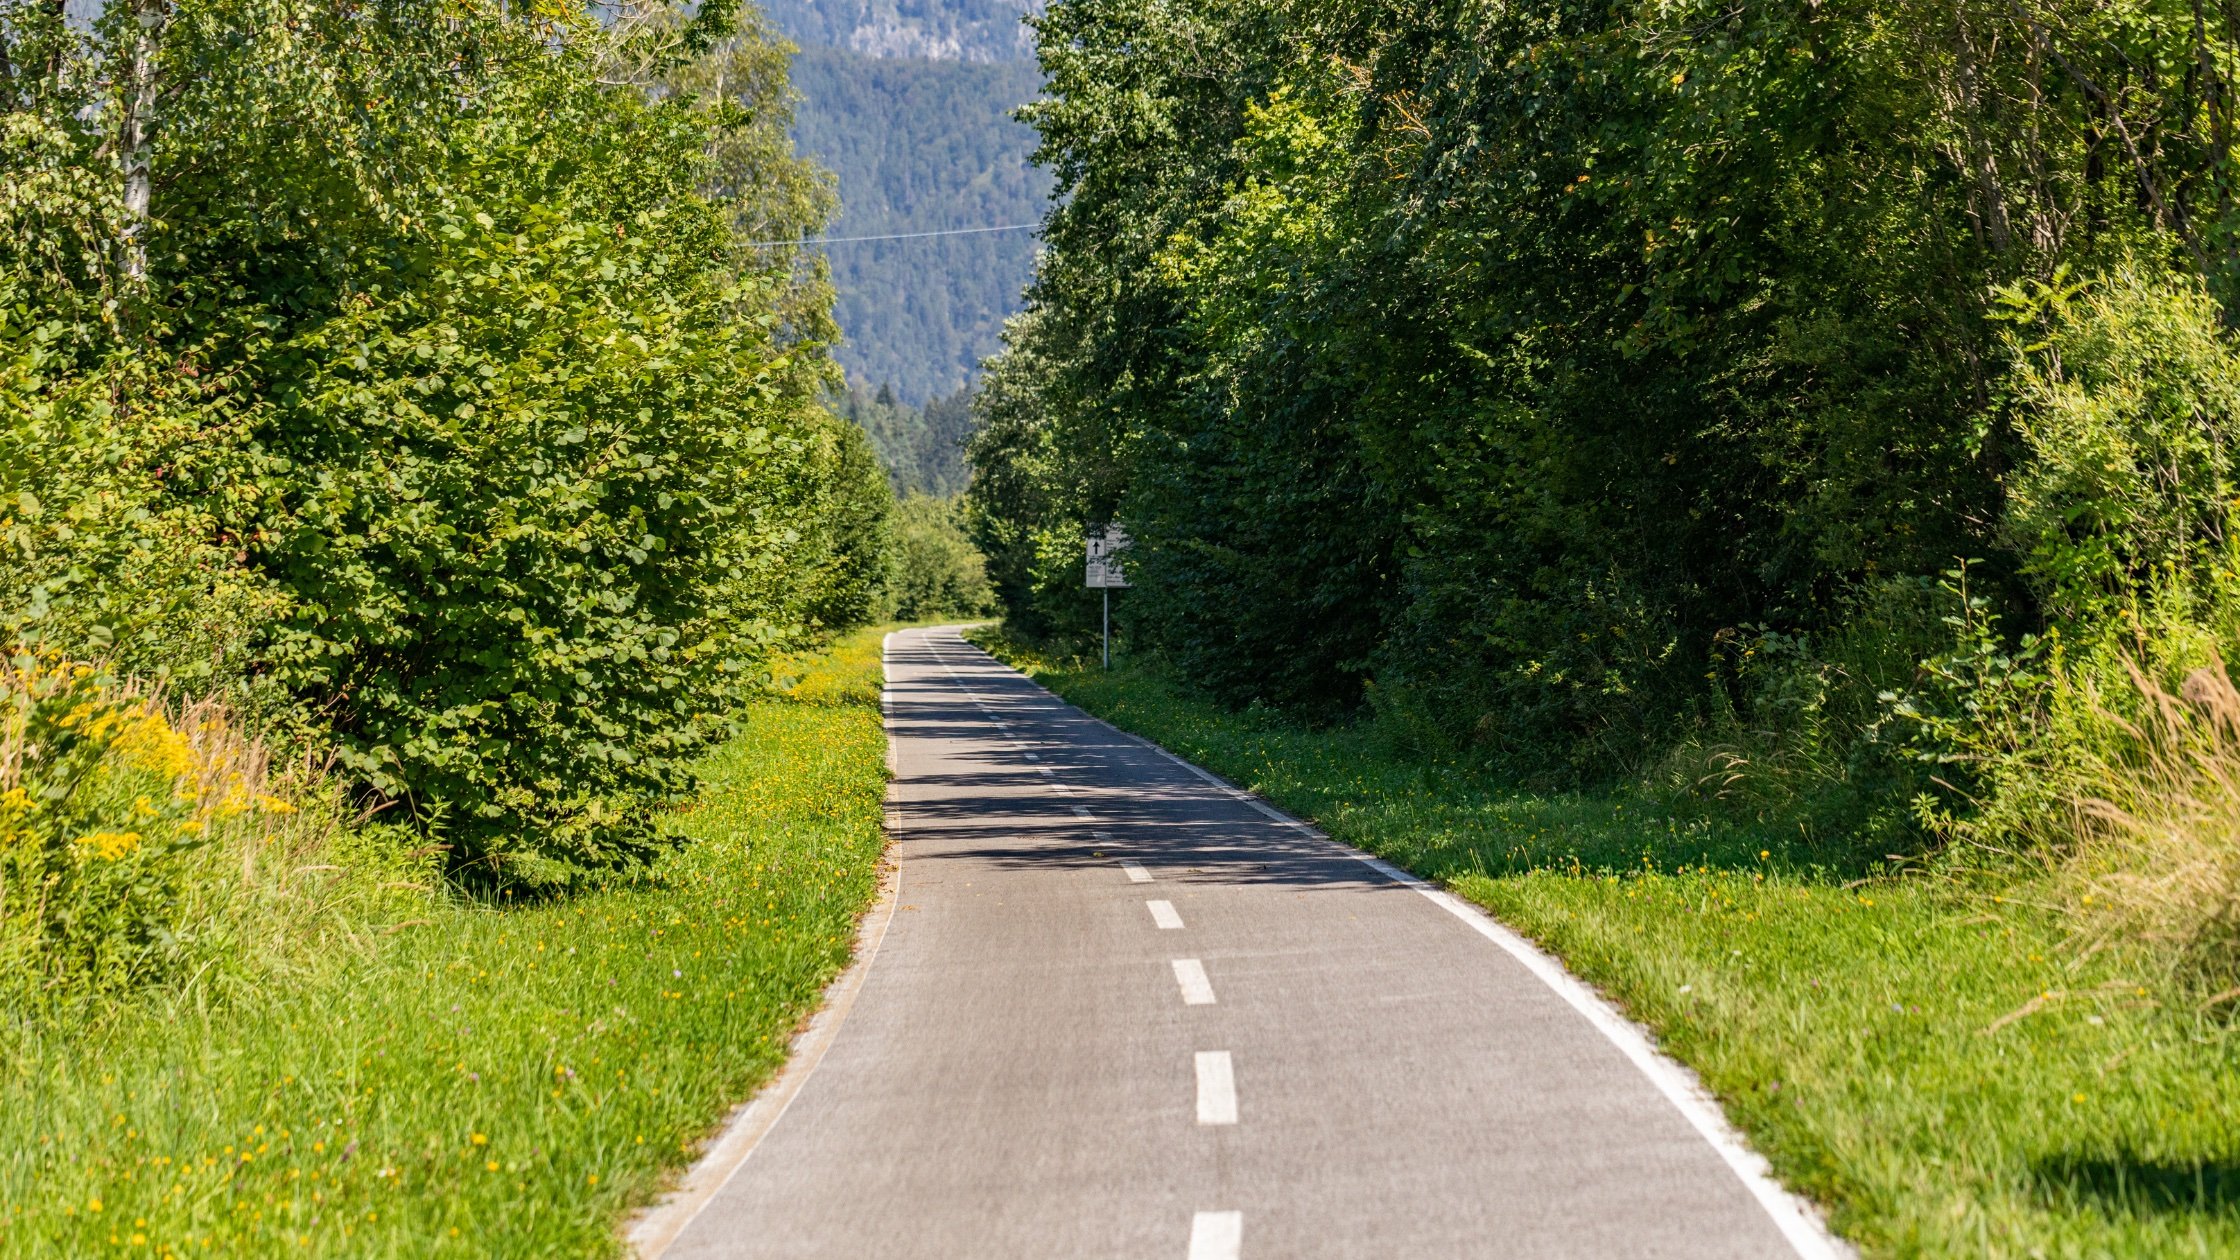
[0,653,306,1006]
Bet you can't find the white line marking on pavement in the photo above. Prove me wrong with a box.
[1147,900,1184,930]
[1038,767,1056,777]
[1071,806,1094,819]
[1122,861,1152,883]
[1187,1211,1243,1260]
[1057,683,1851,1259]
[1172,958,1216,1005]
[1024,753,1040,760]
[1161,749,1226,786]
[1194,1051,1237,1125]
[1342,855,1850,1257]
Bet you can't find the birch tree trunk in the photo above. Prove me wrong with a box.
[116,0,170,284]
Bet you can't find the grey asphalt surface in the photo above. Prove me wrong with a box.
[664,626,1811,1259]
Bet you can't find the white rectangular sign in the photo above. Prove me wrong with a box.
[1086,525,1132,588]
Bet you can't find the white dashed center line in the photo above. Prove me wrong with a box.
[1194,1051,1237,1125]
[936,632,1251,1260]
[1187,1211,1243,1260]
[1171,959,1216,1005]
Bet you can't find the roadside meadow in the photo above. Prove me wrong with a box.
[0,629,890,1257]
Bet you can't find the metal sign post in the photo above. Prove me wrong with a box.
[1085,524,1132,669]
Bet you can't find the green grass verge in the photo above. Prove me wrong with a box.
[973,629,2240,1258]
[0,627,891,1257]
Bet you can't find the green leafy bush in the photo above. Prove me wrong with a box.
[0,164,277,700]
[2000,268,2240,625]
[4,0,871,884]
[251,190,818,880]
[888,493,995,620]
[1890,272,2240,859]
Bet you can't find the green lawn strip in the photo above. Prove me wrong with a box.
[0,628,891,1258]
[975,631,2240,1258]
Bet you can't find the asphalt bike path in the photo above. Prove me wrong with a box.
[652,626,1842,1259]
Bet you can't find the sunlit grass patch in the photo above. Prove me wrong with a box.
[976,628,2240,1258]
[0,626,891,1257]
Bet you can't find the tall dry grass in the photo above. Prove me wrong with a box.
[2066,655,2240,1000]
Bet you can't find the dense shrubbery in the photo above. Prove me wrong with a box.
[887,492,996,620]
[968,0,2240,978]
[1,0,877,905]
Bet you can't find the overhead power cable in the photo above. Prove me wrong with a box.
[742,222,1043,247]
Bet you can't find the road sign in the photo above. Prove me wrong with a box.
[1086,525,1131,589]
[1087,524,1131,669]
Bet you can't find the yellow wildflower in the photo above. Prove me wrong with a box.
[74,832,143,860]
[111,711,197,781]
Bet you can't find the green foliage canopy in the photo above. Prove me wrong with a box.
[971,0,2240,787]
[2,0,871,881]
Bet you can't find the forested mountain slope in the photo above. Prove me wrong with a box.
[844,383,977,497]
[762,0,1048,404]
[758,0,1038,60]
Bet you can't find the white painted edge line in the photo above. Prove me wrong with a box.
[1348,853,1848,1258]
[1188,1210,1243,1260]
[1194,1050,1237,1125]
[961,630,1852,1260]
[1172,958,1216,1005]
[1147,899,1184,930]
[1158,763,1848,1257]
[628,635,910,1259]
[1179,804,1844,1256]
